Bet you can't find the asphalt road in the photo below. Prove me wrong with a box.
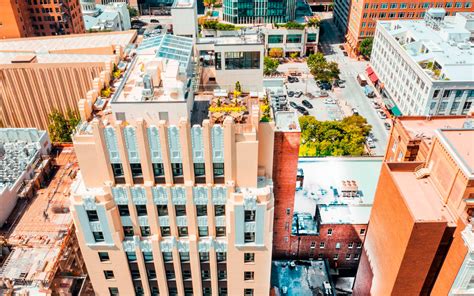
[317,13,389,156]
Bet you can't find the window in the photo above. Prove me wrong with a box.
[455,90,464,98]
[202,270,211,280]
[466,2,471,7]
[381,3,388,8]
[286,34,302,43]
[166,270,175,279]
[443,90,451,98]
[245,252,255,263]
[450,102,460,114]
[153,163,164,179]
[194,163,205,177]
[346,254,351,260]
[463,102,472,114]
[143,252,153,262]
[199,226,209,236]
[178,226,189,237]
[320,242,325,248]
[169,288,178,295]
[215,52,221,70]
[141,226,151,236]
[357,242,362,248]
[354,253,360,260]
[400,3,407,8]
[224,52,260,70]
[310,241,316,248]
[86,210,99,222]
[244,289,254,296]
[217,252,226,262]
[286,208,291,215]
[131,268,140,279]
[215,205,225,216]
[336,242,341,249]
[333,254,339,260]
[360,229,366,235]
[218,270,227,280]
[127,251,137,261]
[244,271,254,281]
[268,35,283,43]
[163,252,173,262]
[244,232,255,243]
[216,226,226,237]
[175,205,186,216]
[98,252,110,262]
[200,252,210,262]
[148,269,157,279]
[136,205,147,216]
[327,228,333,235]
[183,270,192,280]
[109,288,119,296]
[111,163,124,178]
[196,205,207,216]
[118,204,130,216]
[390,3,397,8]
[213,163,224,176]
[130,163,143,178]
[104,270,115,279]
[161,226,171,237]
[307,33,317,43]
[172,163,183,177]
[93,231,104,242]
[219,288,228,295]
[348,242,354,249]
[180,252,190,262]
[433,89,440,97]
[123,226,134,237]
[245,210,255,222]
[157,205,168,216]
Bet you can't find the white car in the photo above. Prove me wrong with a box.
[366,139,376,149]
[324,98,336,104]
[378,111,387,119]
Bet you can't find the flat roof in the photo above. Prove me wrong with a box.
[389,164,457,223]
[379,13,474,81]
[437,129,474,178]
[271,260,333,296]
[197,34,262,45]
[0,31,136,54]
[172,0,194,8]
[398,116,472,146]
[0,52,116,65]
[294,158,383,226]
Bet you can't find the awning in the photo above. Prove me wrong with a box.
[369,72,378,83]
[366,66,374,75]
[382,98,403,117]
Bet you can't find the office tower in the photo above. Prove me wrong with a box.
[0,0,85,38]
[369,11,474,116]
[222,0,297,24]
[70,34,275,295]
[337,0,473,57]
[353,116,474,295]
[0,31,136,129]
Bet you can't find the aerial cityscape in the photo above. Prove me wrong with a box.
[0,0,472,295]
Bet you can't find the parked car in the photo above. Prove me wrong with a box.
[302,100,313,109]
[384,122,392,130]
[288,91,295,97]
[368,132,376,140]
[150,19,160,23]
[318,90,329,97]
[378,111,387,119]
[352,108,359,115]
[324,98,336,104]
[366,139,376,149]
[343,51,348,56]
[296,106,309,115]
[320,82,332,91]
[364,85,375,98]
[294,91,303,98]
[316,80,328,87]
[289,101,298,108]
[288,76,299,83]
[372,101,381,109]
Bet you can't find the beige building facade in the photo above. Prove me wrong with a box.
[70,34,276,296]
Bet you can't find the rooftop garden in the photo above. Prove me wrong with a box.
[202,20,238,31]
[419,60,449,80]
[276,21,306,30]
[208,82,272,124]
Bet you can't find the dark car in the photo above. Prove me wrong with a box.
[384,122,391,130]
[294,91,303,98]
[289,101,298,108]
[320,83,332,91]
[150,19,160,23]
[302,100,313,109]
[288,91,295,97]
[316,80,328,87]
[131,20,147,27]
[296,106,309,115]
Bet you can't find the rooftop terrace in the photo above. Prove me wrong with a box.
[380,12,474,81]
[293,158,383,234]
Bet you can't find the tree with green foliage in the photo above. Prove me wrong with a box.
[307,53,340,81]
[264,57,279,75]
[306,17,320,28]
[127,5,138,18]
[48,109,80,143]
[298,115,372,156]
[281,21,305,30]
[359,38,373,58]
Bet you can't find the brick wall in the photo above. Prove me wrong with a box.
[272,130,300,258]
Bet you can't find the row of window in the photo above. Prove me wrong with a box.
[109,286,247,296]
[268,34,308,44]
[215,51,261,70]
[112,162,225,184]
[316,241,363,249]
[326,227,366,236]
[363,1,471,9]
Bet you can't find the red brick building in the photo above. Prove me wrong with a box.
[353,116,474,295]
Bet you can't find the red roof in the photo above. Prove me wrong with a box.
[366,66,374,75]
[369,72,378,83]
